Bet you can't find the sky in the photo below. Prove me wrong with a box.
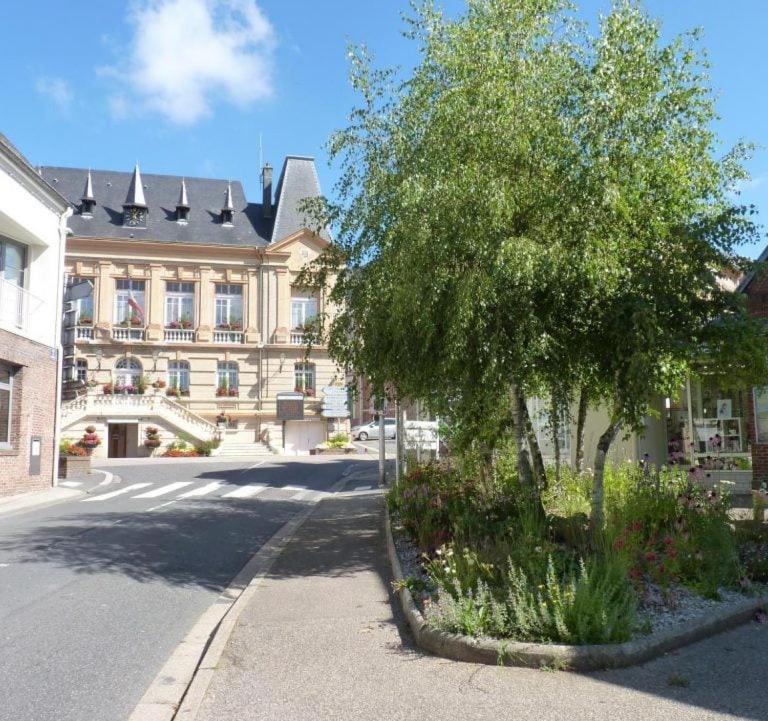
[2,0,767,257]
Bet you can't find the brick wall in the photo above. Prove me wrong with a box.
[747,267,768,487]
[0,329,58,497]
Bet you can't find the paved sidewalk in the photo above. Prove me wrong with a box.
[194,493,768,721]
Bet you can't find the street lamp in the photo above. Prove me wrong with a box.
[152,349,161,371]
[94,347,102,370]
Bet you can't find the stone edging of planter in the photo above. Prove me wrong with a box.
[384,508,768,671]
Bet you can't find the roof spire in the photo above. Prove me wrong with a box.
[177,178,189,209]
[223,181,234,211]
[81,169,95,202]
[124,162,147,208]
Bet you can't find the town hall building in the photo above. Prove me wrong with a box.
[46,156,343,458]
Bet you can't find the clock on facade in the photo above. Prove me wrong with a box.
[124,206,147,227]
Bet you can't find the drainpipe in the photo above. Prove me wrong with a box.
[52,209,73,487]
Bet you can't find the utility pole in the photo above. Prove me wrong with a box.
[378,399,386,487]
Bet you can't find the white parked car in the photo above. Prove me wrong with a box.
[351,419,396,441]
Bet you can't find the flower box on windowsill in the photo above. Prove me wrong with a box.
[294,387,316,398]
[216,322,243,331]
[78,317,93,326]
[216,388,239,397]
[166,388,190,398]
[166,321,194,330]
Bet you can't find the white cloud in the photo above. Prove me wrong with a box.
[36,77,73,112]
[106,0,274,125]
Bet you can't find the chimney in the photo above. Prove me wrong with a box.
[261,163,273,218]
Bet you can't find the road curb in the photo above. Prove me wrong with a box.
[385,509,768,671]
[129,472,356,721]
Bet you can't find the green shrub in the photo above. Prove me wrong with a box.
[194,438,221,456]
[327,433,349,449]
[427,554,636,644]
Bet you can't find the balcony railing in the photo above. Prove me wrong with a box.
[164,328,195,343]
[0,277,42,332]
[290,330,305,345]
[76,325,94,340]
[112,326,146,342]
[213,330,244,344]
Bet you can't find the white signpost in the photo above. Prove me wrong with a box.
[321,387,350,419]
[404,420,439,453]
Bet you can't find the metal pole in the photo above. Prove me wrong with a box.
[395,398,403,486]
[378,400,386,487]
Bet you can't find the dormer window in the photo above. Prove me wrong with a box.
[81,170,96,218]
[176,178,190,224]
[221,182,234,227]
[81,198,96,217]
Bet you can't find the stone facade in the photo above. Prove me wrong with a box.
[0,329,58,496]
[62,231,345,457]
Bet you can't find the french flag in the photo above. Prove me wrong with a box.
[128,293,144,322]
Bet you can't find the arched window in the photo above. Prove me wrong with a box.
[75,358,88,383]
[168,360,190,394]
[114,357,142,389]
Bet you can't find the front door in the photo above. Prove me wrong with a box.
[108,423,128,458]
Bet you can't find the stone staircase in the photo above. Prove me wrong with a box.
[60,392,217,442]
[213,440,275,458]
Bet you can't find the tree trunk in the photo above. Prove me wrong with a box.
[510,386,534,489]
[575,387,588,474]
[518,390,547,491]
[551,395,561,488]
[590,417,621,537]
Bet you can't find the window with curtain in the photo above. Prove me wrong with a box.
[216,361,239,393]
[0,238,28,328]
[114,279,146,325]
[168,360,190,393]
[291,297,318,330]
[214,284,243,329]
[69,276,94,324]
[0,364,13,449]
[75,358,88,383]
[294,363,316,394]
[165,282,195,328]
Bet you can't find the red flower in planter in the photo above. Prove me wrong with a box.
[228,388,239,397]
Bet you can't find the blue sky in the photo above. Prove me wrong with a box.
[2,0,767,256]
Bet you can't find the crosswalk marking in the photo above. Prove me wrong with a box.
[222,484,267,499]
[133,482,193,499]
[177,482,223,499]
[82,483,152,502]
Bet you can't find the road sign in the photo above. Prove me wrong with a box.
[322,386,347,396]
[321,386,349,418]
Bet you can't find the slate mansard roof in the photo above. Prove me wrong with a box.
[39,155,327,247]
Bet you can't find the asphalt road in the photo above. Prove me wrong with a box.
[0,456,376,721]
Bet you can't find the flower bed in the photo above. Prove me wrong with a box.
[388,460,765,648]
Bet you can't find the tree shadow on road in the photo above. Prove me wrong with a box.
[0,499,301,591]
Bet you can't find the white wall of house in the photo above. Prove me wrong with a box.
[0,156,70,348]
